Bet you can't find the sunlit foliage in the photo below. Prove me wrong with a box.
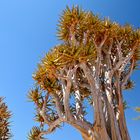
[0,97,11,140]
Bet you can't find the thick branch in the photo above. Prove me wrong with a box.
[62,66,79,121]
[51,92,64,118]
[73,68,83,119]
[39,94,51,126]
[122,58,135,89]
[38,118,65,139]
[116,39,124,61]
[99,34,108,48]
[112,42,137,72]
[63,77,73,120]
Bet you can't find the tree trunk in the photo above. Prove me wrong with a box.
[80,63,130,140]
[117,91,130,140]
[81,100,130,140]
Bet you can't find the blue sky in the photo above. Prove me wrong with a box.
[0,0,140,140]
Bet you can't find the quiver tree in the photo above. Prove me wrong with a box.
[28,6,140,140]
[0,97,11,140]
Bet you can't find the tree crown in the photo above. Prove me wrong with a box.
[0,97,11,140]
[28,6,140,139]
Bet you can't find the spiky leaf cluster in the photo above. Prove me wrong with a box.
[58,6,140,49]
[28,127,46,140]
[0,97,11,140]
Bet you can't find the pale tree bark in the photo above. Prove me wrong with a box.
[36,40,135,140]
[73,38,135,140]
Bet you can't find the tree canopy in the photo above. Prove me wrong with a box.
[0,97,11,140]
[28,6,140,140]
